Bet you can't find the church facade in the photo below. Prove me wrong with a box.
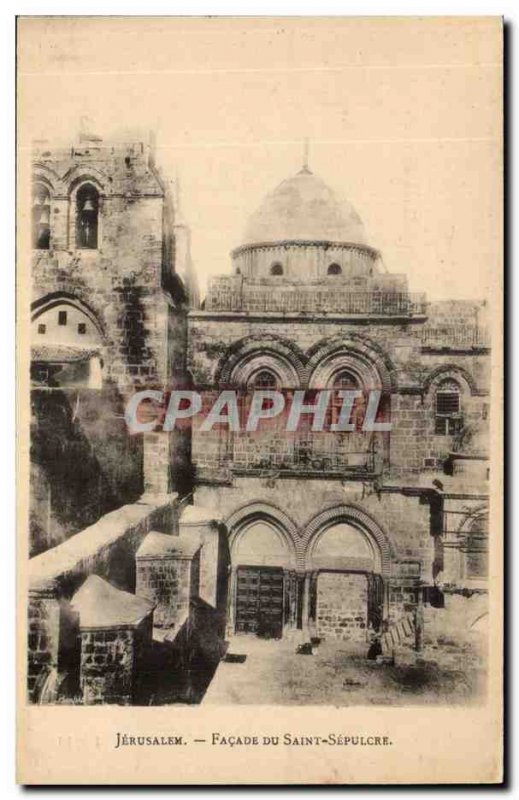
[188,164,490,644]
[27,135,491,705]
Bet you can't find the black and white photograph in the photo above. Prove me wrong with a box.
[16,14,503,785]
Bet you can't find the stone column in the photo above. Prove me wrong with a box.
[414,584,424,653]
[287,571,298,629]
[226,566,237,637]
[301,572,312,641]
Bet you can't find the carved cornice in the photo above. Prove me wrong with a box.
[231,239,380,260]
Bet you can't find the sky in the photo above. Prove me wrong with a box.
[18,16,502,301]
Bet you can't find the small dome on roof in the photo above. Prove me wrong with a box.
[242,167,367,247]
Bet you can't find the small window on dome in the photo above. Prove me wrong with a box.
[270,263,283,276]
[327,263,342,276]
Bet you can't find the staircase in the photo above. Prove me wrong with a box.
[381,613,415,653]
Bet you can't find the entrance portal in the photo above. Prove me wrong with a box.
[307,520,385,642]
[235,566,284,638]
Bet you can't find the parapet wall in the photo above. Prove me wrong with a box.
[28,493,180,700]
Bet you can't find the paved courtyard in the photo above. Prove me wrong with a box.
[203,633,486,706]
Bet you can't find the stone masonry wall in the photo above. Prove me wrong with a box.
[188,315,489,479]
[136,550,200,630]
[31,141,188,554]
[27,591,61,700]
[80,614,153,705]
[30,387,143,556]
[316,572,368,642]
[28,495,179,702]
[195,478,433,572]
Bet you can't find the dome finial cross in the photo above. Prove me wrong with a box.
[300,137,311,173]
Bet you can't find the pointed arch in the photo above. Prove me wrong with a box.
[423,364,478,396]
[31,292,106,339]
[306,333,395,392]
[225,502,298,570]
[215,335,306,388]
[302,504,394,575]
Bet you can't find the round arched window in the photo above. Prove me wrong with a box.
[270,262,283,276]
[327,263,342,276]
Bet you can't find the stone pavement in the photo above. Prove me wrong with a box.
[203,633,486,706]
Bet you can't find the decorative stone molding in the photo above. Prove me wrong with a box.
[215,334,306,387]
[456,504,489,535]
[225,502,300,570]
[423,364,478,396]
[62,164,108,194]
[306,333,395,391]
[214,331,397,392]
[231,240,380,260]
[226,501,300,541]
[31,291,110,343]
[301,504,394,576]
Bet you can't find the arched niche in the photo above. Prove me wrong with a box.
[303,505,392,575]
[31,297,104,389]
[228,352,300,389]
[232,520,295,569]
[215,336,306,388]
[32,299,104,348]
[309,522,381,573]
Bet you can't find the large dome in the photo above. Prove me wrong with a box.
[242,167,367,247]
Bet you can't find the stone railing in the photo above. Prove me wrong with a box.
[421,326,490,349]
[204,278,426,316]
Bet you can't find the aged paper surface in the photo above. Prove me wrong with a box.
[16,16,503,784]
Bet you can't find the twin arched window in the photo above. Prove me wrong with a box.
[31,180,100,251]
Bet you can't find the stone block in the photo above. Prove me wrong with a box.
[72,575,154,705]
[136,530,201,629]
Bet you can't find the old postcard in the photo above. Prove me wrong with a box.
[16,16,503,784]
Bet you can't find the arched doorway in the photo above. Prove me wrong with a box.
[229,516,296,639]
[305,518,386,643]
